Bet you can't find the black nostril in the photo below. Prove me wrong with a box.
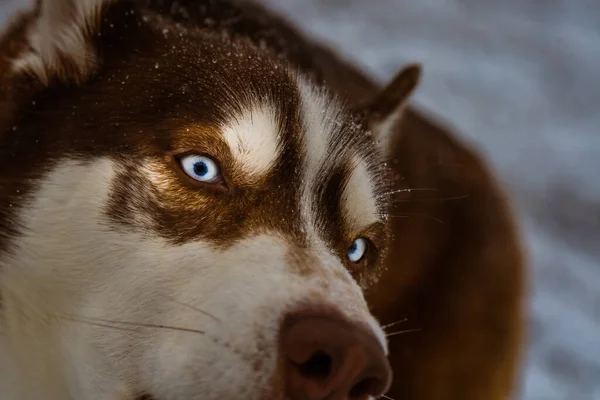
[350,377,378,398]
[296,351,332,381]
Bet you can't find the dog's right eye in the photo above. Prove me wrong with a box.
[179,154,222,184]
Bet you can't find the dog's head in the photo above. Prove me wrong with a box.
[0,1,420,399]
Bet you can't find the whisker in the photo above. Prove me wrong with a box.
[394,194,470,203]
[380,395,396,400]
[386,328,422,338]
[388,212,445,224]
[61,315,206,335]
[389,162,467,174]
[60,316,140,333]
[383,188,438,196]
[381,318,408,330]
[166,296,221,323]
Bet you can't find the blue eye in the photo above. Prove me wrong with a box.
[179,154,221,183]
[347,238,368,263]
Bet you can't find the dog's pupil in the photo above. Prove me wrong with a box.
[349,242,357,253]
[194,162,208,176]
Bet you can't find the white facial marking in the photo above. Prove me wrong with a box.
[296,77,346,239]
[296,78,332,184]
[221,104,281,178]
[343,157,379,233]
[0,158,386,399]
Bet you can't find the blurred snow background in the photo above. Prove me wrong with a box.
[1,0,599,399]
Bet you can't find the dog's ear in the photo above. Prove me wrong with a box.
[363,63,422,156]
[11,0,113,85]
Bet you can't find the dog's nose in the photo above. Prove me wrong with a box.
[280,314,392,400]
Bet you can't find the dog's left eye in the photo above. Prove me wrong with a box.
[347,238,368,263]
[179,154,221,183]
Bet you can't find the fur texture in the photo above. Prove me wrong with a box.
[0,0,525,399]
[0,0,409,398]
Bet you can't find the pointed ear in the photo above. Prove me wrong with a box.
[11,0,113,85]
[364,63,422,155]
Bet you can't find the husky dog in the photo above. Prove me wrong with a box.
[0,1,525,399]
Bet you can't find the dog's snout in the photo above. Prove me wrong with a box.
[280,314,392,400]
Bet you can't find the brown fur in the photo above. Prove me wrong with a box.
[208,2,527,398]
[308,23,526,400]
[370,111,525,399]
[0,1,385,271]
[0,0,526,398]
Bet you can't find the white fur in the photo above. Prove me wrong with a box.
[296,78,333,187]
[221,104,282,179]
[342,157,379,232]
[297,78,351,238]
[296,78,380,238]
[12,0,112,84]
[0,158,386,399]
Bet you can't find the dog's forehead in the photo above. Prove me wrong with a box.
[104,17,385,246]
[154,77,384,241]
[104,20,388,238]
[3,2,388,251]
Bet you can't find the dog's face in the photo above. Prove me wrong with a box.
[0,1,420,399]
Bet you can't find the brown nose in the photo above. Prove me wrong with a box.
[280,314,392,400]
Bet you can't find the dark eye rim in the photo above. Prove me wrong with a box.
[167,151,230,192]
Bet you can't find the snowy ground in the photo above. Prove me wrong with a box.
[2,0,599,399]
